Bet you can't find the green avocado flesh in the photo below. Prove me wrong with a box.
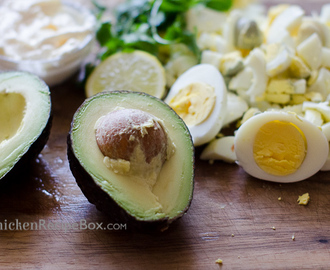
[68,91,194,227]
[0,71,51,180]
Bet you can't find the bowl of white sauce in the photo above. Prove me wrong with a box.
[0,0,96,86]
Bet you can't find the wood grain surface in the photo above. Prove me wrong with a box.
[1,1,330,269]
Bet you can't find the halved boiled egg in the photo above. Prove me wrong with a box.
[165,64,227,146]
[234,111,329,183]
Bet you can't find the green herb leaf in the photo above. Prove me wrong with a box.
[159,0,202,13]
[205,0,233,11]
[96,21,112,47]
[163,16,200,59]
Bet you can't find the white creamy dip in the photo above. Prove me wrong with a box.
[0,0,96,86]
[0,0,95,60]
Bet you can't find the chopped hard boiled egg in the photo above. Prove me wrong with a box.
[304,109,323,127]
[296,33,323,70]
[186,5,227,35]
[222,10,243,52]
[197,32,227,53]
[321,122,330,140]
[293,79,307,94]
[240,107,261,124]
[302,101,330,122]
[307,68,330,100]
[297,193,310,205]
[320,122,330,171]
[322,47,330,68]
[289,55,311,79]
[201,50,223,69]
[239,48,268,102]
[223,92,249,126]
[320,4,330,25]
[266,5,304,47]
[200,136,236,163]
[265,45,292,77]
[265,79,293,104]
[234,16,263,50]
[165,64,227,146]
[267,4,290,26]
[321,152,330,171]
[220,51,244,76]
[234,111,329,182]
[296,18,329,47]
[229,67,253,92]
[266,79,295,95]
[165,2,330,183]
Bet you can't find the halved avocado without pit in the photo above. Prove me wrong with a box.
[67,91,194,231]
[0,71,52,181]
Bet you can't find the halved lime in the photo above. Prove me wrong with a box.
[86,50,166,98]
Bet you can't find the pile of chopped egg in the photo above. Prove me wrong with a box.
[166,3,330,177]
[191,4,330,108]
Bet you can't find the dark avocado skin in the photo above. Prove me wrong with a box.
[66,91,195,232]
[0,112,53,183]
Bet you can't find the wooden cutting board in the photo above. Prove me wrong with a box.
[1,1,330,269]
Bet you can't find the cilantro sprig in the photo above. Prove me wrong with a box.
[81,0,232,83]
[93,0,232,59]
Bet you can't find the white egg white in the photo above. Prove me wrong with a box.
[165,64,227,146]
[223,92,249,126]
[266,5,304,46]
[321,122,330,171]
[200,136,236,163]
[234,111,329,183]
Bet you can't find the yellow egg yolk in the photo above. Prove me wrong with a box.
[253,120,307,176]
[169,82,216,126]
[297,193,310,205]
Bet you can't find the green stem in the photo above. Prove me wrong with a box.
[150,0,173,45]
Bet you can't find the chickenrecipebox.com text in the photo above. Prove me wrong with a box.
[0,219,127,232]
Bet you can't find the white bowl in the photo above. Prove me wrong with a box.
[0,1,96,87]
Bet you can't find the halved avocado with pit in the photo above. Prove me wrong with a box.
[0,71,52,180]
[67,91,194,231]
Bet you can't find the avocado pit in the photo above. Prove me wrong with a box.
[95,108,170,184]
